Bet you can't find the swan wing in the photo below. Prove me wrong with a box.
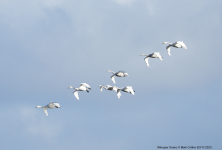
[99,85,105,92]
[42,108,48,116]
[144,57,149,67]
[117,90,121,99]
[154,52,163,61]
[116,88,122,99]
[112,86,118,92]
[128,87,135,95]
[81,83,90,88]
[111,75,116,84]
[53,103,60,108]
[166,45,171,56]
[177,41,187,49]
[74,91,79,100]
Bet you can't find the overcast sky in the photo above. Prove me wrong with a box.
[0,0,221,150]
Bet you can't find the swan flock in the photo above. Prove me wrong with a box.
[37,41,187,116]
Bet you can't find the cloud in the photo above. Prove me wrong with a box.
[113,0,138,5]
[0,105,64,140]
[0,0,221,149]
[43,0,64,7]
[20,106,63,139]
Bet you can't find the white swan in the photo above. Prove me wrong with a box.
[117,86,135,98]
[163,41,187,56]
[98,85,121,98]
[140,52,163,67]
[68,83,91,100]
[36,102,60,116]
[107,70,129,84]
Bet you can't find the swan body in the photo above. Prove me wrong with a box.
[140,52,163,67]
[117,86,135,98]
[36,102,60,116]
[163,41,187,56]
[107,70,129,84]
[98,85,121,98]
[68,83,91,100]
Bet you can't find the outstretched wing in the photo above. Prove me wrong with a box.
[177,41,187,49]
[117,92,122,98]
[127,86,135,95]
[81,83,90,88]
[53,103,60,108]
[166,45,171,56]
[74,91,79,100]
[99,85,105,92]
[154,52,163,61]
[106,85,112,87]
[117,88,122,99]
[42,108,48,116]
[144,57,149,67]
[112,86,118,93]
[111,75,116,84]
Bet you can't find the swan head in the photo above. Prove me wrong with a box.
[163,42,172,44]
[68,86,74,89]
[36,106,42,108]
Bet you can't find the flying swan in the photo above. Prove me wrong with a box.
[68,83,91,100]
[98,85,121,98]
[107,70,129,84]
[117,86,135,98]
[140,52,163,67]
[36,102,60,116]
[163,41,187,56]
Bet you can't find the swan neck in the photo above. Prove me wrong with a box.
[164,42,172,45]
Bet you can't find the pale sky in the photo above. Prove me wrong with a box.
[0,0,221,150]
